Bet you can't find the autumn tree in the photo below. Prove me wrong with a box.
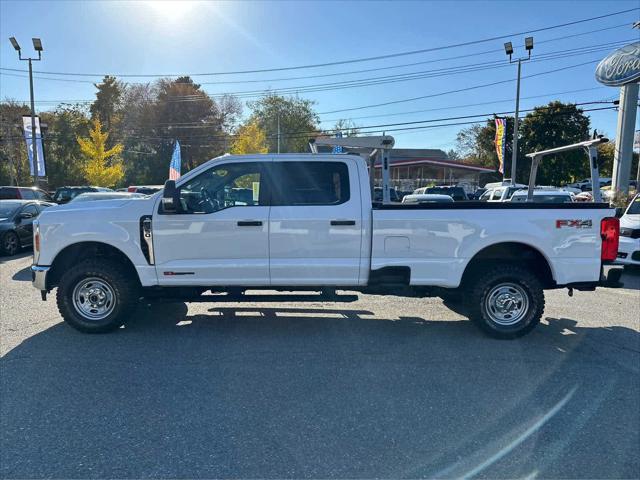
[77,119,124,187]
[231,120,268,154]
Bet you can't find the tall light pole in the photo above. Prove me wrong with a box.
[504,36,533,185]
[9,36,43,186]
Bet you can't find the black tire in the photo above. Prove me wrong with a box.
[1,231,20,256]
[466,264,544,339]
[56,258,140,333]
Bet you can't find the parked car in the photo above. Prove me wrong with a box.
[567,177,612,191]
[0,186,53,202]
[0,200,55,255]
[478,184,526,202]
[32,153,622,339]
[127,185,163,195]
[615,193,640,269]
[53,186,113,204]
[402,194,454,204]
[509,189,574,203]
[413,185,467,201]
[71,192,148,203]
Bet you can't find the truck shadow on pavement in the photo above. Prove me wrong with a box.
[1,302,639,479]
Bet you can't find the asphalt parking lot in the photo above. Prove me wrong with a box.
[1,252,639,479]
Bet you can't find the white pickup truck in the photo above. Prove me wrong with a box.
[31,154,622,338]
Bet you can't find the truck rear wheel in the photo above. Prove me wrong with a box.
[467,265,544,339]
[56,259,139,333]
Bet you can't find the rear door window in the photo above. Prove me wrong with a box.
[0,187,19,199]
[20,189,36,199]
[271,161,350,206]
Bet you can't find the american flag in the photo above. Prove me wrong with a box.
[169,140,181,180]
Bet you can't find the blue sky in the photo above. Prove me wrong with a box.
[1,0,638,150]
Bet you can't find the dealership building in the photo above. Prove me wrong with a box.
[370,148,495,192]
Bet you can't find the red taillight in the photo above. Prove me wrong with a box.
[600,217,619,262]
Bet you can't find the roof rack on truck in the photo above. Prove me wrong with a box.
[310,135,395,204]
[525,135,609,203]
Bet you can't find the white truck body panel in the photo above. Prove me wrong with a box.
[371,208,604,287]
[34,154,613,290]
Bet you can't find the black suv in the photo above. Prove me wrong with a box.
[0,186,53,202]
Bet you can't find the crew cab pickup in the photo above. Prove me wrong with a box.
[31,154,622,338]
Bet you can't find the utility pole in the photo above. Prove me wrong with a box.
[9,37,43,187]
[277,113,281,154]
[504,37,533,185]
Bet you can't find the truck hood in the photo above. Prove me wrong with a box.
[620,214,640,229]
[39,197,156,224]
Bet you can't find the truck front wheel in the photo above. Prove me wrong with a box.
[56,259,139,333]
[467,265,545,339]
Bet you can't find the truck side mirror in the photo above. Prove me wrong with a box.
[615,207,624,218]
[162,180,178,213]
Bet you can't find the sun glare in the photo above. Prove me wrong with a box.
[147,0,197,19]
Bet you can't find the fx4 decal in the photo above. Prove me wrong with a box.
[556,219,593,229]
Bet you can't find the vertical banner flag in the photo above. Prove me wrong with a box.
[494,118,506,175]
[169,140,181,180]
[22,116,46,176]
[332,131,343,154]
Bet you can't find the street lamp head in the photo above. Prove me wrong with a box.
[504,41,513,56]
[9,37,20,51]
[32,38,43,52]
[525,36,534,51]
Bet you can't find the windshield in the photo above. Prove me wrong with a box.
[627,196,640,215]
[54,188,91,202]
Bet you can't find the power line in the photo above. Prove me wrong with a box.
[5,44,626,106]
[319,86,610,123]
[4,102,612,144]
[318,59,602,114]
[0,22,631,85]
[0,8,636,78]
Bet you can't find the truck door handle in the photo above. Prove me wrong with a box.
[331,220,356,226]
[237,220,262,227]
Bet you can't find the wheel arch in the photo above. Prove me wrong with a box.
[48,241,140,289]
[461,241,556,289]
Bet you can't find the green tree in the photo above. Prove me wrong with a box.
[0,101,31,185]
[41,104,90,187]
[247,93,319,153]
[90,76,123,140]
[454,102,592,184]
[77,119,124,187]
[518,102,590,185]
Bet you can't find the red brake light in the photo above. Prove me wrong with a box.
[600,217,619,262]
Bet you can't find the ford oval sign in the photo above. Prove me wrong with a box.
[595,41,640,86]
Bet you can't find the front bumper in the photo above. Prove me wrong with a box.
[31,265,50,291]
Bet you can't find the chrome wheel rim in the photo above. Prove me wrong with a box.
[484,282,529,326]
[4,233,17,254]
[72,277,116,321]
